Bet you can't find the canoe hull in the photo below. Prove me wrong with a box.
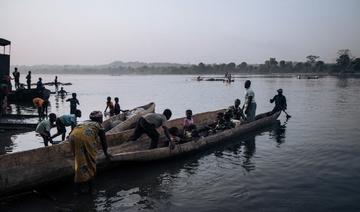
[0,110,280,197]
[109,111,280,162]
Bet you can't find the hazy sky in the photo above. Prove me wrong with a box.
[1,0,360,65]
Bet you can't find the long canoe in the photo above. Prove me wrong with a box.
[0,110,279,197]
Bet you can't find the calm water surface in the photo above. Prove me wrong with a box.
[1,75,360,211]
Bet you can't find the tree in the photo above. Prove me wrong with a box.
[269,58,278,66]
[226,62,236,71]
[279,60,286,68]
[352,58,360,72]
[315,60,325,72]
[336,49,351,72]
[238,62,247,71]
[294,62,304,71]
[306,55,319,64]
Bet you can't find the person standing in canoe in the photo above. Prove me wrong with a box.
[26,71,31,89]
[68,111,110,194]
[270,88,287,114]
[66,93,80,114]
[51,109,82,141]
[35,113,57,146]
[243,80,257,121]
[129,109,174,149]
[12,67,20,89]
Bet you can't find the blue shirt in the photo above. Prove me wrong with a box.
[59,114,76,126]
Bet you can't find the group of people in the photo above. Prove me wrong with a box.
[128,80,288,151]
[12,68,32,90]
[32,78,288,194]
[104,96,125,116]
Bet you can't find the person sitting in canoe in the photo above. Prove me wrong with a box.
[35,113,57,146]
[224,111,236,129]
[68,111,110,194]
[169,127,183,143]
[104,96,114,117]
[270,88,287,114]
[227,99,246,122]
[183,109,198,138]
[128,109,174,149]
[114,97,127,115]
[51,110,82,142]
[208,112,225,132]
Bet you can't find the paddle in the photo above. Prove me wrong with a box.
[282,109,291,119]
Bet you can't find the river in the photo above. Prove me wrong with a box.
[1,74,360,211]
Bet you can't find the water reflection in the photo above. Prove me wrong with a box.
[0,132,14,154]
[269,120,287,146]
[336,78,348,88]
[242,136,256,172]
[214,134,258,172]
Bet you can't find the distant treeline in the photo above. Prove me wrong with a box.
[14,49,360,75]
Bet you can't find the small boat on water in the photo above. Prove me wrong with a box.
[0,109,280,197]
[297,75,319,79]
[8,88,51,102]
[0,114,39,131]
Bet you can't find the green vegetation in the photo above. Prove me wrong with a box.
[15,49,360,75]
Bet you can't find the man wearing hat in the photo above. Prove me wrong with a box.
[270,88,287,114]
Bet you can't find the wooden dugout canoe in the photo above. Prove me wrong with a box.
[108,111,280,162]
[102,102,155,132]
[0,110,279,197]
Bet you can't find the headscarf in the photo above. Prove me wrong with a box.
[89,111,103,122]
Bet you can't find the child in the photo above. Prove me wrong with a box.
[104,96,114,116]
[183,109,194,129]
[168,127,182,144]
[66,93,80,114]
[227,99,246,121]
[214,112,226,130]
[114,97,125,115]
[223,111,235,129]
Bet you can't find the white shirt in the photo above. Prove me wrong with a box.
[245,88,256,104]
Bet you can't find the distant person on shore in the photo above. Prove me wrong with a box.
[33,97,49,119]
[66,93,80,114]
[227,99,246,122]
[128,109,174,149]
[68,111,110,194]
[270,88,287,114]
[104,96,114,116]
[35,113,56,146]
[243,80,256,121]
[54,76,58,90]
[58,87,67,97]
[26,71,31,89]
[12,67,20,89]
[51,110,82,141]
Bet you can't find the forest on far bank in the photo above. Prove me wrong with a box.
[15,49,360,75]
